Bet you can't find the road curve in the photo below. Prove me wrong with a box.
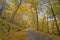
[27,30,53,40]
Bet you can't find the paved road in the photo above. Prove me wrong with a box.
[27,30,53,40]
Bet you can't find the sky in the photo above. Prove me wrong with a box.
[0,0,51,21]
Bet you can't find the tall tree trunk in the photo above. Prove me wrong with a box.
[52,20,54,33]
[0,6,3,16]
[47,14,49,33]
[31,0,39,30]
[42,15,45,31]
[49,0,60,36]
[12,0,22,22]
[34,8,39,30]
[58,0,60,5]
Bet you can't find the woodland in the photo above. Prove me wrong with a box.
[0,0,60,40]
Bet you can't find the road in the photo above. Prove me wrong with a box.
[27,30,53,40]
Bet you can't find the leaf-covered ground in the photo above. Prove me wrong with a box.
[0,18,60,40]
[0,19,28,40]
[35,30,60,40]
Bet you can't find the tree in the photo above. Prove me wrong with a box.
[24,0,41,30]
[12,0,22,22]
[48,0,60,36]
[0,4,3,16]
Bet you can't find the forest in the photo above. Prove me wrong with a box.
[0,0,60,40]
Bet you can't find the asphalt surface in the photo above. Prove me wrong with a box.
[27,30,53,40]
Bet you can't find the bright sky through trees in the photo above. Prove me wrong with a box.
[0,0,60,40]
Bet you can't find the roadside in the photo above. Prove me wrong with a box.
[27,30,53,40]
[35,30,60,40]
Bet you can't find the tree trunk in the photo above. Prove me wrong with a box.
[58,0,60,5]
[47,14,49,33]
[34,8,39,30]
[12,0,22,22]
[49,0,60,36]
[42,15,45,31]
[0,7,2,15]
[52,20,54,33]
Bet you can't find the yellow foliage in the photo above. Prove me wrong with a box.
[0,19,28,40]
[0,0,2,2]
[4,0,19,20]
[9,0,18,5]
[5,10,13,19]
[17,5,31,15]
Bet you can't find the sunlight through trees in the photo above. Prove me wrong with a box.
[0,0,60,38]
